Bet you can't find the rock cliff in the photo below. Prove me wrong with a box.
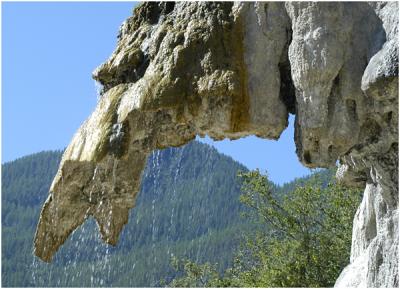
[33,2,398,287]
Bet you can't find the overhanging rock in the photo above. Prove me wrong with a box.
[33,2,398,287]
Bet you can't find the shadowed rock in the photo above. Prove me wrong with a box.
[33,2,398,287]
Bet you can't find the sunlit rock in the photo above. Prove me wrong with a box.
[34,2,398,287]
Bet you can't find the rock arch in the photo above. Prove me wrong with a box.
[34,2,398,287]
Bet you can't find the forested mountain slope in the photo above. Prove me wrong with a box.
[2,141,250,286]
[2,140,335,287]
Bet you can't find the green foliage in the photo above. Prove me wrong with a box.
[238,170,361,287]
[166,257,220,287]
[169,170,361,288]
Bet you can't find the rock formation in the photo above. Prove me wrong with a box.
[33,2,398,287]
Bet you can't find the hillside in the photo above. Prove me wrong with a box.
[2,141,335,287]
[2,141,251,287]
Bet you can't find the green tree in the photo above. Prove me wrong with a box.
[169,170,361,287]
[166,257,221,287]
[234,170,361,287]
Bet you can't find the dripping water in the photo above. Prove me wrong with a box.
[150,150,162,286]
[168,146,184,244]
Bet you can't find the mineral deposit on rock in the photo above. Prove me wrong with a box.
[34,2,398,287]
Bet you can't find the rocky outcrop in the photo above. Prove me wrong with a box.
[33,2,398,287]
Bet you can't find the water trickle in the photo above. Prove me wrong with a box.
[112,159,118,192]
[92,166,98,181]
[31,256,39,286]
[148,150,163,286]
[168,147,184,243]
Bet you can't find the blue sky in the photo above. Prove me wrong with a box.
[2,2,311,184]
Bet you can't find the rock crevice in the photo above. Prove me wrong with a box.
[34,2,398,287]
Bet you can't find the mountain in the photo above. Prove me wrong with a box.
[2,140,336,287]
[2,141,251,287]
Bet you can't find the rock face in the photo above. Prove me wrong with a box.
[34,2,398,287]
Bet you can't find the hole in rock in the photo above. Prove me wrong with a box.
[346,99,357,121]
[196,115,312,185]
[328,145,335,159]
[385,111,393,124]
[303,151,311,164]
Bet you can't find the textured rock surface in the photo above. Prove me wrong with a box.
[34,2,398,287]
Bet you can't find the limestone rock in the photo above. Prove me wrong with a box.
[33,2,398,287]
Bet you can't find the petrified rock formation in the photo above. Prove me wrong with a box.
[34,2,398,287]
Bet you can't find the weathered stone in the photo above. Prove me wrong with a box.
[34,2,398,287]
